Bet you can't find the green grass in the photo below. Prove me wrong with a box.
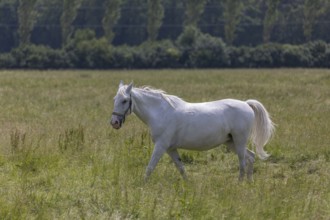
[0,69,329,219]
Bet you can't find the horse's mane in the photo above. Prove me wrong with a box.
[137,86,184,108]
[140,86,166,95]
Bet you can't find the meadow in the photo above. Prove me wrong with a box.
[0,69,329,219]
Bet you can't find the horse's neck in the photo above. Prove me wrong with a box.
[132,89,171,125]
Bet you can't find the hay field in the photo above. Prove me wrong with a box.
[0,69,329,219]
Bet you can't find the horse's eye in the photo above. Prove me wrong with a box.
[122,100,127,104]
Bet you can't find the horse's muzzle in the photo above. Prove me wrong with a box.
[110,115,124,129]
[111,121,121,129]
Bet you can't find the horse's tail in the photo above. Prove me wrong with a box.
[246,99,275,160]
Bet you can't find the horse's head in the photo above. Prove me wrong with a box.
[110,81,133,129]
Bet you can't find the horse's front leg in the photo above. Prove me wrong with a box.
[144,142,167,181]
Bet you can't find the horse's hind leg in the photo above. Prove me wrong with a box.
[229,133,250,181]
[167,149,187,180]
[225,140,245,180]
[226,135,255,181]
[237,147,246,181]
[246,149,255,181]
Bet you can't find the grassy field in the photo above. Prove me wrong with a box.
[0,69,329,219]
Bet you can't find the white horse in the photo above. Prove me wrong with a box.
[110,81,275,181]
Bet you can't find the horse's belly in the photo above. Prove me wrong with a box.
[178,142,223,151]
[173,127,230,151]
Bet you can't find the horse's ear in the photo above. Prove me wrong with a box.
[119,80,124,88]
[126,82,133,94]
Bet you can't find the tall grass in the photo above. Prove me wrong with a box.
[0,69,329,219]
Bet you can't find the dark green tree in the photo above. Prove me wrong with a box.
[17,0,39,46]
[184,0,207,28]
[263,0,281,43]
[0,0,18,52]
[60,0,82,46]
[102,0,122,43]
[303,0,326,41]
[114,0,147,45]
[147,0,164,41]
[223,0,243,45]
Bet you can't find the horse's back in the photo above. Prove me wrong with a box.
[185,99,254,119]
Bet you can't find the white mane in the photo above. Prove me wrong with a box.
[135,86,184,109]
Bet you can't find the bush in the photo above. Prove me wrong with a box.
[74,37,113,69]
[227,46,253,68]
[250,44,284,67]
[10,45,70,69]
[111,45,135,69]
[176,25,202,49]
[132,40,181,68]
[0,32,329,69]
[189,33,228,68]
[65,29,113,69]
[305,41,329,67]
[325,48,330,68]
[282,44,313,67]
[176,26,228,68]
[0,53,16,68]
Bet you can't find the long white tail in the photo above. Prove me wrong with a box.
[246,100,275,160]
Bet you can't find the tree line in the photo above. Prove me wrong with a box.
[0,0,329,69]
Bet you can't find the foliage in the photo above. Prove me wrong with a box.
[113,0,148,46]
[263,0,281,43]
[303,0,327,41]
[110,45,135,69]
[281,44,312,67]
[186,32,229,68]
[8,44,69,69]
[176,25,202,49]
[17,0,39,46]
[184,0,208,27]
[223,0,243,45]
[71,37,113,69]
[1,23,329,69]
[60,0,83,46]
[228,43,285,68]
[63,29,111,68]
[227,41,330,68]
[147,0,164,41]
[176,25,228,67]
[102,0,122,43]
[0,53,15,68]
[1,0,330,52]
[132,40,181,68]
[1,36,330,69]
